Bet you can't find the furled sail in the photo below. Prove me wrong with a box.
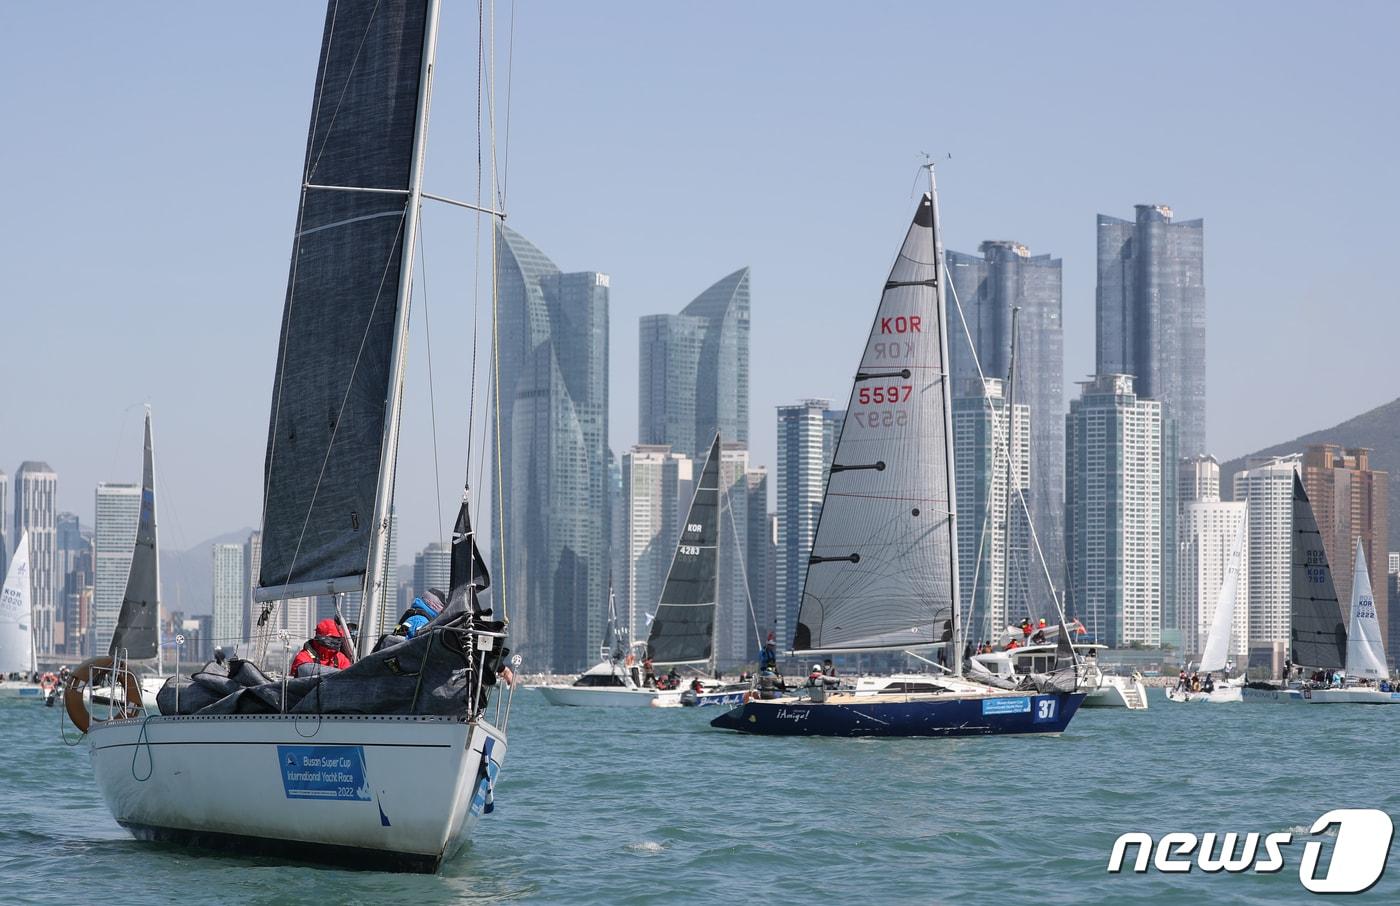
[1290,473,1346,670]
[794,194,956,652]
[110,409,161,660]
[257,0,430,601]
[646,434,721,665]
[1344,540,1387,679]
[1198,512,1246,673]
[0,531,33,675]
[448,486,491,609]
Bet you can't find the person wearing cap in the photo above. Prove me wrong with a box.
[395,589,446,640]
[290,618,352,678]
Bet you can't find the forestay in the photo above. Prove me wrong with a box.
[257,0,430,601]
[1344,540,1387,680]
[0,531,33,675]
[109,410,160,660]
[794,195,956,652]
[1198,512,1246,673]
[647,435,721,665]
[1290,474,1347,670]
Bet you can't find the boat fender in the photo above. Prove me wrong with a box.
[64,656,142,733]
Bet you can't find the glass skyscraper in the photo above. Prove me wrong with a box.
[491,224,610,673]
[14,462,58,655]
[774,400,843,648]
[639,267,750,461]
[947,242,1064,603]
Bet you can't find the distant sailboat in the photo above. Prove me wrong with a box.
[712,167,1085,737]
[1306,540,1399,704]
[62,0,517,871]
[1167,513,1246,703]
[1243,473,1347,704]
[0,531,42,700]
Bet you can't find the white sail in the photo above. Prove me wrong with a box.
[0,531,34,675]
[793,192,956,653]
[1198,513,1246,673]
[1344,540,1387,680]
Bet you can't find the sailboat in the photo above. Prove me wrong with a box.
[0,531,43,700]
[712,168,1086,737]
[1306,540,1399,704]
[1166,512,1247,703]
[102,407,171,703]
[1242,474,1347,704]
[537,435,731,708]
[60,0,516,872]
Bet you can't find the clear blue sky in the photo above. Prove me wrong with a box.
[2,1,1397,560]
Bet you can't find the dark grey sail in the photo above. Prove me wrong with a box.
[109,409,160,660]
[1290,473,1347,669]
[794,195,956,652]
[256,0,430,601]
[444,487,491,617]
[646,435,721,665]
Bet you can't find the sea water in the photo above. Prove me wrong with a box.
[3,689,1397,905]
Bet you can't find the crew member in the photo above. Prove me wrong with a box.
[290,618,352,678]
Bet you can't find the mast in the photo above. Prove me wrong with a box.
[928,164,961,675]
[360,0,442,653]
[149,407,163,675]
[1000,307,1020,634]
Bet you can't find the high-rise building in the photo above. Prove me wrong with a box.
[774,400,843,648]
[1389,557,1400,670]
[56,512,89,655]
[212,543,244,652]
[620,445,693,643]
[491,224,610,672]
[953,379,1031,641]
[413,542,452,599]
[243,530,262,646]
[1301,445,1389,642]
[1096,204,1206,459]
[639,268,750,461]
[93,482,141,655]
[947,241,1065,596]
[14,462,58,655]
[1178,471,1249,662]
[1232,456,1299,656]
[1065,375,1163,646]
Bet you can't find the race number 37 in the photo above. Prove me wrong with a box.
[1035,698,1057,722]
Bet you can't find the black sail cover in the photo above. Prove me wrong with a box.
[646,435,722,665]
[109,410,160,660]
[794,195,955,652]
[447,487,491,613]
[1290,473,1347,669]
[257,0,429,600]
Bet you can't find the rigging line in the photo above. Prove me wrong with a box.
[489,0,508,620]
[464,0,485,481]
[416,219,446,543]
[282,208,410,599]
[946,276,1073,637]
[500,0,516,201]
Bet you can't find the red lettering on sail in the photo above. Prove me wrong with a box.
[879,316,922,334]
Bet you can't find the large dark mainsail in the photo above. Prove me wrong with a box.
[646,435,722,665]
[109,409,159,660]
[257,0,430,601]
[793,194,957,653]
[1290,473,1347,669]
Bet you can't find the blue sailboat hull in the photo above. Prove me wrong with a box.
[709,691,1085,737]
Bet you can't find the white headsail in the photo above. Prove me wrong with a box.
[0,531,35,676]
[1198,512,1247,673]
[1344,540,1387,680]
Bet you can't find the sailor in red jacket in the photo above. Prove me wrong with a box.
[290,618,352,678]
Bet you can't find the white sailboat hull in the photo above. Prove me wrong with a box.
[0,680,45,700]
[1304,687,1400,705]
[1241,685,1306,704]
[85,713,505,872]
[1165,685,1243,703]
[534,685,681,708]
[1080,674,1149,709]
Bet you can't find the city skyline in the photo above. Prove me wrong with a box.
[4,4,1398,560]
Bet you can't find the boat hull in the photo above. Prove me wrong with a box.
[710,690,1085,737]
[534,685,680,708]
[1165,685,1243,703]
[1081,675,1149,709]
[679,687,748,707]
[1304,687,1400,704]
[85,713,505,872]
[1241,685,1305,704]
[0,681,44,700]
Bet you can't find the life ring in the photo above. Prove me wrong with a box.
[39,672,58,693]
[64,656,143,733]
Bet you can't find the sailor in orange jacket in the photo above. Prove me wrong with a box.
[290,618,352,678]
